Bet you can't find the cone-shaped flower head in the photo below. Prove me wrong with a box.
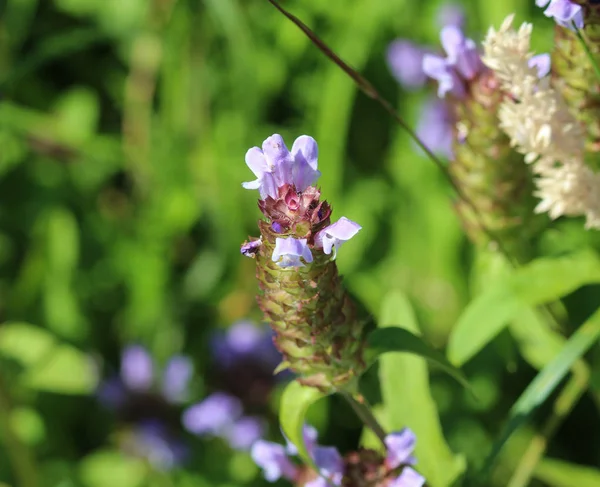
[537,0,584,30]
[252,424,425,487]
[421,21,546,258]
[241,134,364,392]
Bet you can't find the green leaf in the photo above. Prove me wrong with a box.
[79,450,147,487]
[279,380,328,468]
[376,290,465,487]
[0,322,98,394]
[366,327,469,389]
[448,250,600,366]
[481,307,600,476]
[534,457,600,487]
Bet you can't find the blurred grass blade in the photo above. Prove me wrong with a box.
[449,250,600,366]
[377,290,466,487]
[279,380,328,469]
[480,307,600,478]
[366,328,469,389]
[534,457,600,487]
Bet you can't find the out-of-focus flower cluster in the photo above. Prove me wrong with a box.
[252,425,425,487]
[483,15,600,228]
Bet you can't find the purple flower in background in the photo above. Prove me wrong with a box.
[385,428,417,468]
[97,346,194,469]
[182,392,265,451]
[423,25,483,98]
[252,440,300,482]
[122,420,188,471]
[272,237,313,267]
[387,41,429,89]
[243,134,321,199]
[314,217,362,255]
[389,468,426,487]
[436,3,465,29]
[536,0,584,30]
[416,97,454,159]
[528,53,551,78]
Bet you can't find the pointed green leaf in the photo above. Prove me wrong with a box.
[376,290,465,487]
[366,328,469,389]
[481,307,600,476]
[279,380,329,467]
[448,250,600,366]
[534,457,600,487]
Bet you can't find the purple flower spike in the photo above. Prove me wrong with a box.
[182,392,242,436]
[387,40,428,89]
[528,53,551,78]
[416,98,454,159]
[272,237,313,268]
[226,416,265,451]
[389,467,426,487]
[385,428,418,469]
[120,345,154,392]
[315,217,362,255]
[251,440,299,482]
[161,355,193,403]
[537,0,584,31]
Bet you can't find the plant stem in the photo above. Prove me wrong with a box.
[0,374,38,487]
[506,361,588,487]
[575,27,600,83]
[341,391,387,445]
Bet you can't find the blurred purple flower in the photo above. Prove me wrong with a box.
[387,41,429,89]
[121,345,154,392]
[243,134,321,199]
[272,237,313,268]
[385,428,417,468]
[436,3,465,29]
[423,25,483,99]
[182,392,242,436]
[226,416,265,450]
[389,467,426,487]
[311,446,344,485]
[315,217,362,255]
[251,440,299,482]
[416,97,454,159]
[536,0,584,30]
[161,355,193,403]
[529,53,551,78]
[123,420,188,471]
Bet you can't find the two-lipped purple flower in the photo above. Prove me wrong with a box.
[251,425,425,487]
[243,134,321,200]
[537,0,584,31]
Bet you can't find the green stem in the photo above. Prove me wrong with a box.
[506,361,588,487]
[574,27,600,83]
[0,374,38,487]
[341,391,387,445]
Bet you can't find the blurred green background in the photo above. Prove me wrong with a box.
[1,0,600,486]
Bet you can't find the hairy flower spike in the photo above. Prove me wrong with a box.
[483,15,600,228]
[241,134,364,392]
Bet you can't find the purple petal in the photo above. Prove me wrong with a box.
[225,416,265,450]
[241,239,262,258]
[315,217,361,255]
[161,355,193,403]
[262,134,294,187]
[528,53,551,78]
[251,440,299,482]
[97,377,127,409]
[385,428,417,469]
[386,40,428,89]
[389,467,426,487]
[245,147,268,179]
[440,26,481,79]
[291,135,319,171]
[120,345,154,392]
[440,25,465,62]
[543,0,584,30]
[536,0,551,6]
[422,55,465,98]
[437,4,465,29]
[182,392,242,436]
[312,446,344,483]
[416,98,454,159]
[125,420,188,470]
[286,424,319,455]
[272,237,313,268]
